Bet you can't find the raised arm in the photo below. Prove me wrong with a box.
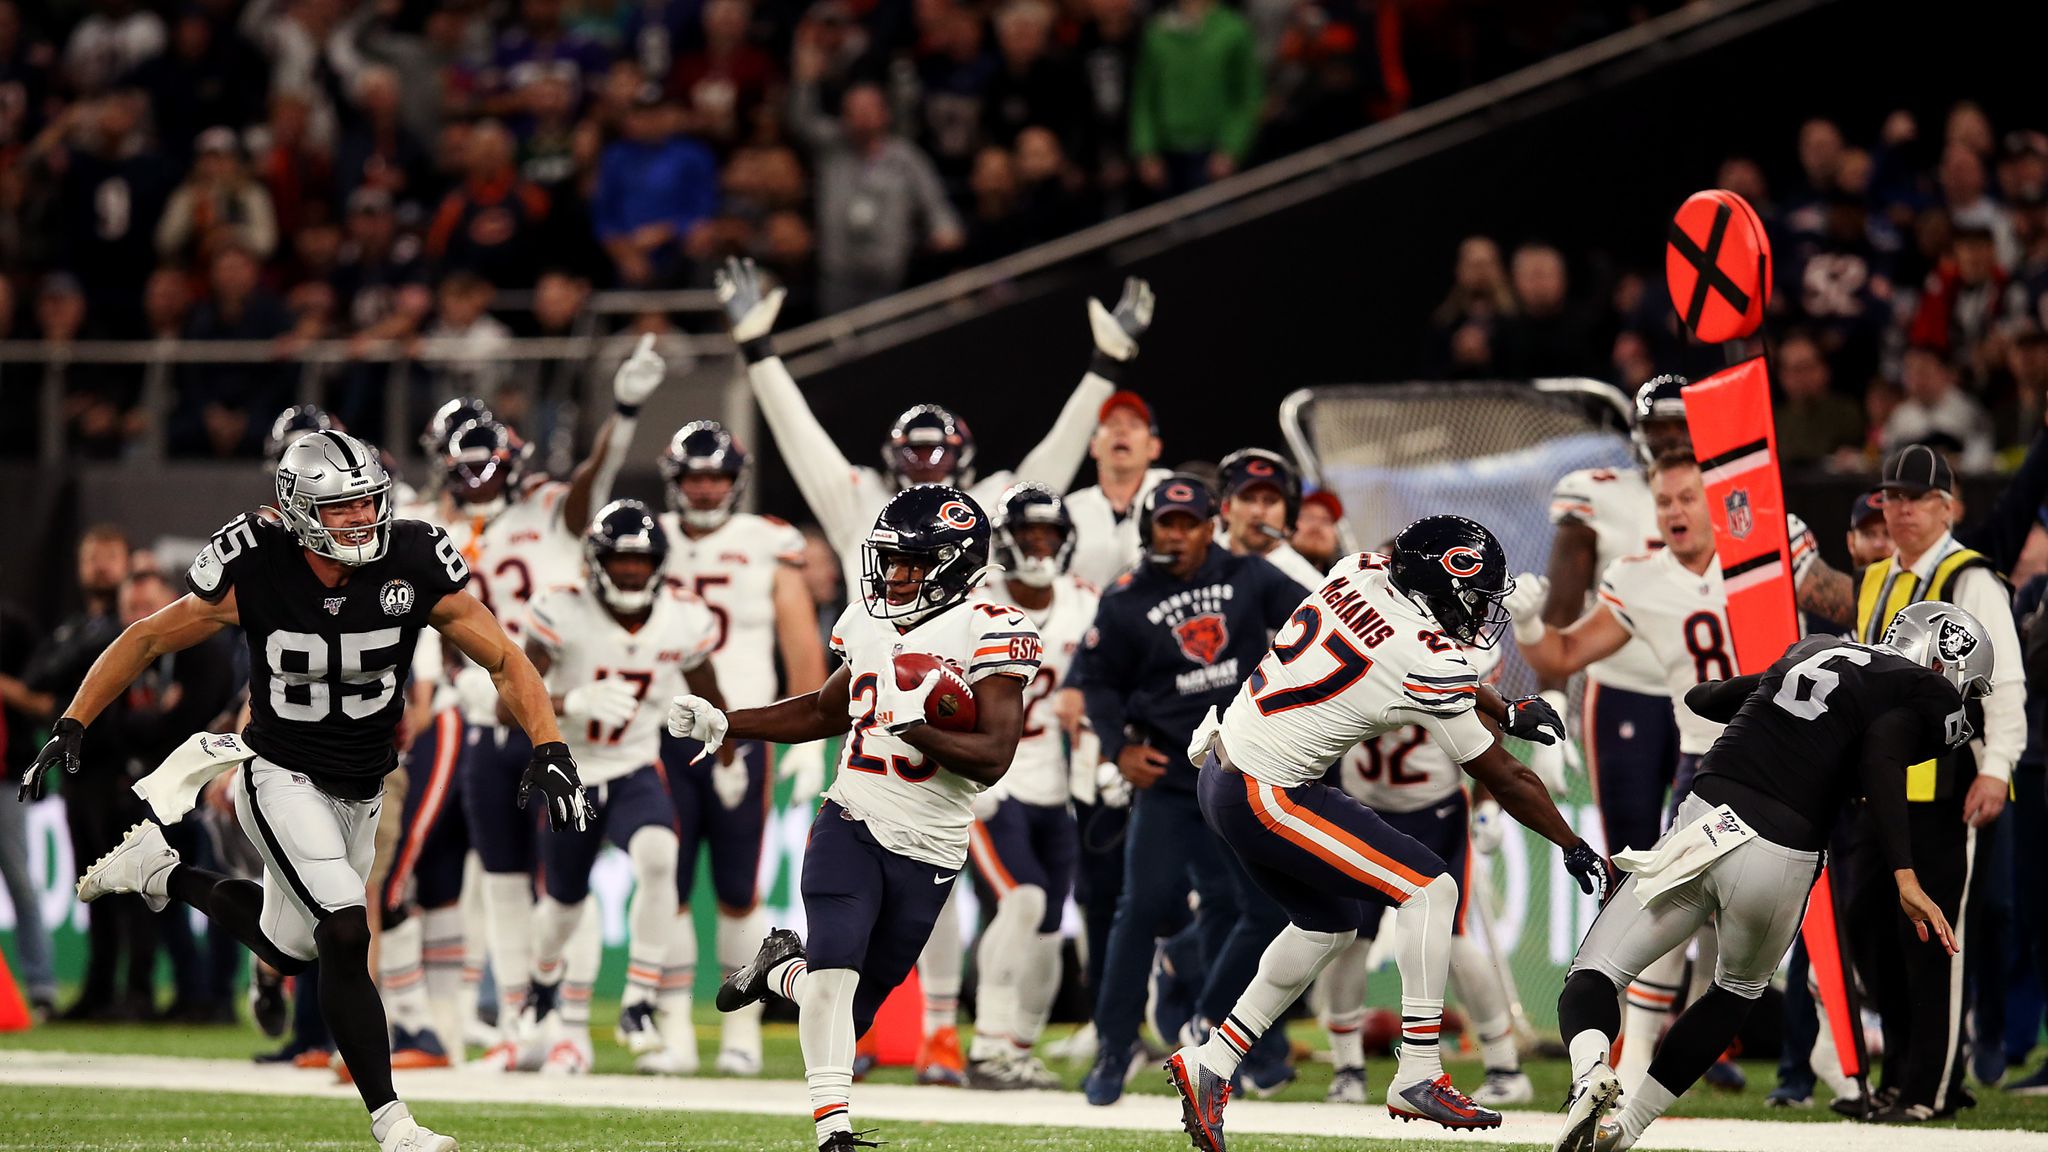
[1010,280,1154,492]
[1538,519,1601,691]
[563,333,667,533]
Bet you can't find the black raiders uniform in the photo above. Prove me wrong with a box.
[187,513,471,800]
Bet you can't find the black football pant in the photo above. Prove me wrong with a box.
[1865,791,1977,1112]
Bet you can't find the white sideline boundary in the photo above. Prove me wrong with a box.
[2,1050,2044,1152]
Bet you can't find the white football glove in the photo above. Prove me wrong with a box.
[611,331,665,407]
[1524,737,1569,798]
[778,740,827,806]
[1786,511,1817,584]
[563,680,641,730]
[1504,572,1549,645]
[1095,760,1132,809]
[1470,799,1505,856]
[711,758,750,810]
[454,665,498,724]
[666,693,730,762]
[873,670,939,736]
[1542,688,1582,780]
[1087,277,1155,362]
[714,257,787,344]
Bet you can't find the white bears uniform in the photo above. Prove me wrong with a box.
[1214,553,1495,788]
[1337,644,1504,813]
[448,477,585,645]
[525,582,719,783]
[826,599,1043,868]
[1596,549,1734,755]
[1065,469,1172,590]
[1549,467,1666,696]
[972,576,1099,807]
[660,510,806,710]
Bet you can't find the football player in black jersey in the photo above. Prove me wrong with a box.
[1551,601,1990,1152]
[18,429,593,1152]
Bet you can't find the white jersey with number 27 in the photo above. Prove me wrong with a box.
[1216,553,1496,791]
[1336,642,1503,813]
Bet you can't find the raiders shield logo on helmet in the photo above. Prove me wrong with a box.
[1172,613,1230,665]
[1937,617,1978,663]
[381,579,415,616]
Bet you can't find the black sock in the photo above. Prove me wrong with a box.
[315,908,397,1113]
[165,865,310,975]
[1559,968,1622,1044]
[1646,985,1754,1094]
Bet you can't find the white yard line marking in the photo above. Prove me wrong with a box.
[2,1050,2043,1152]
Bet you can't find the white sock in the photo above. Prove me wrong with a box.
[919,887,964,1037]
[1391,874,1457,1086]
[1012,932,1063,1048]
[663,910,699,1054]
[530,895,583,984]
[562,903,599,1030]
[1570,1028,1614,1082]
[970,884,1044,1060]
[460,855,489,1025]
[1448,933,1517,1072]
[1615,1072,1677,1145]
[421,904,465,1038]
[717,908,766,1060]
[625,829,679,1009]
[1195,924,1353,1078]
[792,966,860,1142]
[481,871,536,1027]
[1619,947,1685,1092]
[379,914,434,1035]
[1320,936,1372,1068]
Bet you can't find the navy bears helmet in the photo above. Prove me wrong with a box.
[444,418,528,514]
[265,404,339,461]
[585,499,670,614]
[884,404,976,489]
[862,484,993,625]
[660,420,749,530]
[1389,514,1514,648]
[993,482,1074,588]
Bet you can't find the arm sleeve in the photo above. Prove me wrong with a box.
[1008,371,1116,494]
[1954,567,2024,783]
[1548,470,1597,526]
[1417,705,1496,766]
[1683,673,1763,723]
[1860,707,1924,872]
[969,609,1042,684]
[1955,425,2048,572]
[1080,611,1137,764]
[742,355,867,554]
[523,591,566,661]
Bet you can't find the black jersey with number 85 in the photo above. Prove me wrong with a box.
[187,513,470,798]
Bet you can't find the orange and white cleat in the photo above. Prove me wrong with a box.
[916,1026,965,1086]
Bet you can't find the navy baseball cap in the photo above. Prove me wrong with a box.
[1849,490,1884,527]
[1878,443,1955,497]
[1149,473,1214,521]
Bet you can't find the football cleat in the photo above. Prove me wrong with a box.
[1870,1101,1935,1124]
[616,1002,665,1057]
[1471,1068,1534,1106]
[540,1032,593,1076]
[249,968,288,1038]
[1592,1119,1630,1152]
[1326,1066,1367,1105]
[1045,1021,1099,1063]
[965,1053,1038,1091]
[717,928,804,1013]
[818,1130,883,1152]
[1166,1049,1232,1152]
[377,1117,458,1152]
[917,1026,965,1086]
[1015,1053,1062,1091]
[1552,1063,1621,1152]
[713,1047,760,1077]
[1388,1074,1502,1130]
[391,1026,453,1069]
[1083,1040,1147,1106]
[1703,1055,1746,1091]
[512,981,561,1071]
[1765,1083,1813,1108]
[76,821,178,912]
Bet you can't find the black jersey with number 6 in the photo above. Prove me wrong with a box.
[186,513,470,798]
[1690,636,1967,855]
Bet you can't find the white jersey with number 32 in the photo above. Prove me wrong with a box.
[1216,553,1496,790]
[1597,548,1733,755]
[661,511,806,710]
[972,575,1098,807]
[827,598,1042,868]
[1337,643,1503,812]
[526,582,719,783]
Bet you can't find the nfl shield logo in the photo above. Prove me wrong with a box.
[1724,489,1754,540]
[324,597,346,616]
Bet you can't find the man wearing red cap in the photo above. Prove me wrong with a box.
[1066,390,1172,590]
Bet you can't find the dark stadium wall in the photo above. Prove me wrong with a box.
[753,0,2032,528]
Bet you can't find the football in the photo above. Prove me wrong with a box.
[893,651,978,732]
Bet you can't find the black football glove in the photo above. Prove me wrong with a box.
[1503,693,1565,746]
[519,741,593,832]
[20,717,84,803]
[1563,840,1611,902]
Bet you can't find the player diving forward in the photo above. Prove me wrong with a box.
[963,484,1100,1089]
[1319,639,1533,1108]
[1551,603,1983,1152]
[667,485,1040,1152]
[500,500,723,1072]
[713,253,1145,1082]
[1171,516,1606,1151]
[25,430,593,1152]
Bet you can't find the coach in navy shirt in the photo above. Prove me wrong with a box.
[1078,474,1309,1103]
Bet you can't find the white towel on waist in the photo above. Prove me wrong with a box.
[131,731,258,824]
[1612,803,1755,907]
[1186,706,1224,768]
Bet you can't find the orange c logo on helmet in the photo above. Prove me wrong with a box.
[1247,459,1273,476]
[1164,483,1196,503]
[1440,546,1485,578]
[938,500,978,530]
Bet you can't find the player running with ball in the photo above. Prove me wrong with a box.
[1172,515,1607,1151]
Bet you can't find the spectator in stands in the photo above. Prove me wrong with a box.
[1910,225,2007,384]
[1884,343,1996,472]
[1791,117,1845,209]
[1941,141,2021,272]
[1774,330,1864,468]
[486,0,615,115]
[2006,328,2048,441]
[62,0,165,97]
[255,88,336,244]
[58,90,173,335]
[1261,0,1370,159]
[426,119,553,289]
[142,267,193,341]
[792,66,963,313]
[965,145,1026,263]
[1129,0,1261,195]
[423,269,513,407]
[595,88,720,286]
[0,1,55,151]
[1074,0,1141,212]
[126,5,270,171]
[173,243,294,458]
[756,210,819,324]
[1426,234,1515,377]
[1013,124,1090,242]
[332,188,429,340]
[670,0,780,155]
[1496,241,1600,377]
[984,0,1084,152]
[905,0,998,195]
[721,137,808,226]
[0,593,56,1020]
[156,126,280,270]
[37,273,139,459]
[335,64,433,218]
